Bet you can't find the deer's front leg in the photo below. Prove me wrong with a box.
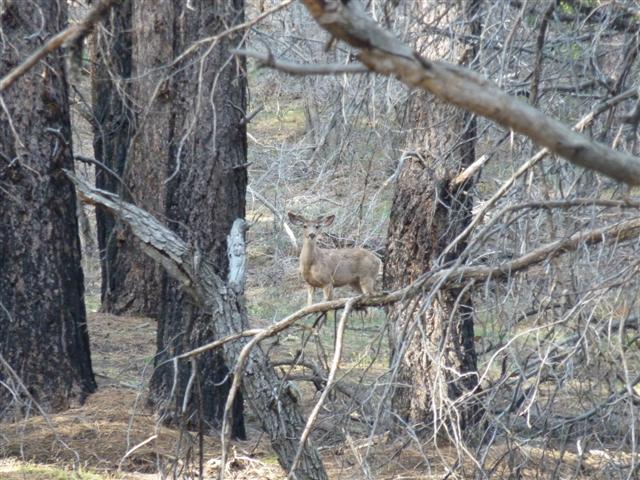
[322,285,333,302]
[307,285,315,306]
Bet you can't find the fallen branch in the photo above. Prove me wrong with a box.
[65,171,328,480]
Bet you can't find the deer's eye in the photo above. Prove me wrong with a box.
[315,225,320,228]
[303,225,307,229]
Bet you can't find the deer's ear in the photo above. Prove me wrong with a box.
[288,212,304,226]
[323,215,335,226]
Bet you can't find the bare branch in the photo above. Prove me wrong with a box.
[234,48,369,75]
[298,0,640,185]
[0,0,119,92]
[247,185,298,248]
[289,298,356,478]
[64,170,200,300]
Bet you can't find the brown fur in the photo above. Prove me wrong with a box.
[288,212,382,305]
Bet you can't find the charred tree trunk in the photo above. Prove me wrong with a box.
[383,0,482,433]
[92,0,169,317]
[92,0,141,315]
[146,0,246,437]
[0,0,96,416]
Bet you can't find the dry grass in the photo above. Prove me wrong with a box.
[0,313,431,479]
[1,313,287,479]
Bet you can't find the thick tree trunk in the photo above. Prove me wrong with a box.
[383,0,482,432]
[92,0,167,317]
[146,0,247,437]
[0,0,96,415]
[384,160,479,429]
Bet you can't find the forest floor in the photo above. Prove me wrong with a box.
[1,308,616,479]
[0,308,436,480]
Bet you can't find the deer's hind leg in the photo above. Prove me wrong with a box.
[358,278,376,319]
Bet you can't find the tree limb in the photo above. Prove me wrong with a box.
[64,171,200,299]
[295,0,640,185]
[234,48,369,75]
[0,0,119,92]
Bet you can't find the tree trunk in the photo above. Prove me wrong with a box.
[92,0,137,315]
[92,0,169,317]
[383,0,482,433]
[146,0,247,438]
[0,0,96,415]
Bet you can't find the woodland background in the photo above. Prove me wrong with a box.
[2,0,640,478]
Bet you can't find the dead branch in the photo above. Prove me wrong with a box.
[291,0,640,185]
[503,198,640,211]
[247,185,298,248]
[289,298,355,478]
[443,89,638,260]
[65,170,328,480]
[0,0,119,92]
[234,48,369,75]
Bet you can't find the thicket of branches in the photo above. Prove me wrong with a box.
[2,0,640,478]
[242,0,640,477]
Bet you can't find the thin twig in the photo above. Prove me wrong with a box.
[288,298,356,478]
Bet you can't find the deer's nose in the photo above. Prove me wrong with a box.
[308,232,316,239]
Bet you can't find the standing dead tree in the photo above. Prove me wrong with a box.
[66,172,328,480]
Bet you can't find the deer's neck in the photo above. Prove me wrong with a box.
[300,238,321,275]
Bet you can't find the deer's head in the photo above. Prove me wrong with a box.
[287,212,335,241]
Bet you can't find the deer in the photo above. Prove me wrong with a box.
[287,212,382,307]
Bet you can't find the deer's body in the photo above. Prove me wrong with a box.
[289,212,381,305]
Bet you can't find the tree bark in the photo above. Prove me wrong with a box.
[383,0,482,432]
[92,0,176,317]
[0,0,96,415]
[146,0,247,438]
[92,0,156,316]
